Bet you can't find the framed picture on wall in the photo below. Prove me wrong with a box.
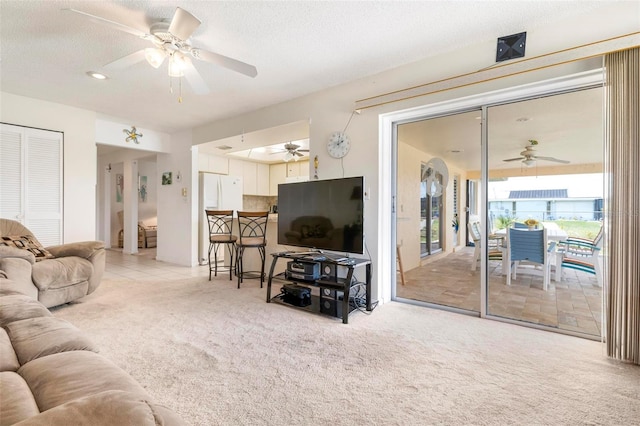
[116,174,124,202]
[139,176,148,202]
[162,172,172,185]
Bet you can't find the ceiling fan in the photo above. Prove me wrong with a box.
[64,7,257,95]
[270,142,309,162]
[503,140,570,167]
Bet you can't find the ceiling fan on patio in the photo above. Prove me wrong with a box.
[63,7,257,96]
[503,140,570,167]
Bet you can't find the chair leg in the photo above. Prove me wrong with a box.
[237,247,243,289]
[594,256,603,286]
[214,244,220,277]
[227,243,234,281]
[396,246,406,285]
[208,243,213,281]
[259,246,265,288]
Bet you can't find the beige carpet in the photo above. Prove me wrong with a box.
[52,277,640,425]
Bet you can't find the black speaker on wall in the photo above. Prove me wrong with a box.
[496,32,527,62]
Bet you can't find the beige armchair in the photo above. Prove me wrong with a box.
[0,219,105,308]
[117,211,157,248]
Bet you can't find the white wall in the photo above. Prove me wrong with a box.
[0,93,97,242]
[156,130,197,266]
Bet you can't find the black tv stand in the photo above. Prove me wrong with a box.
[266,251,372,324]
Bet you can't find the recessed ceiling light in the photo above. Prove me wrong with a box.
[87,71,108,80]
[516,117,530,122]
[448,149,464,154]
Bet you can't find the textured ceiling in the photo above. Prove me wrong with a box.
[0,0,609,134]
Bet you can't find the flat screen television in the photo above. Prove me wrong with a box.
[277,176,364,255]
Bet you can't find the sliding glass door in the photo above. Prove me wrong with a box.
[485,88,604,336]
[392,78,605,338]
[395,110,482,313]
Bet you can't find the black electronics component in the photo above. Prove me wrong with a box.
[281,284,311,307]
[286,261,320,281]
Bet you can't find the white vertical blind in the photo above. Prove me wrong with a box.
[0,128,23,219]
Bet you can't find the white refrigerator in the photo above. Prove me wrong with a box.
[198,172,243,265]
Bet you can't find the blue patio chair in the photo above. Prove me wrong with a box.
[506,228,554,291]
[555,226,603,286]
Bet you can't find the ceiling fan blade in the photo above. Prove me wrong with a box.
[294,151,304,157]
[298,149,310,152]
[503,157,524,162]
[191,48,258,78]
[536,156,571,164]
[103,49,147,71]
[168,7,201,41]
[182,60,210,95]
[63,8,148,38]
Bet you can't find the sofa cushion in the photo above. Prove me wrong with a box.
[0,294,52,328]
[0,371,41,426]
[6,317,98,365]
[0,328,20,372]
[31,257,93,291]
[11,390,185,426]
[0,236,54,261]
[18,350,149,412]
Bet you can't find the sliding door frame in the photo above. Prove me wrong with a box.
[385,69,604,333]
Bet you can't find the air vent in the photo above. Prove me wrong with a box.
[217,145,233,150]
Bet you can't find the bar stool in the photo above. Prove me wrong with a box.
[235,211,269,289]
[205,210,237,281]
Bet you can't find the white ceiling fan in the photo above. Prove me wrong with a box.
[503,140,570,167]
[64,7,257,96]
[270,142,309,162]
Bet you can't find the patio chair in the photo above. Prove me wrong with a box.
[468,215,504,272]
[555,226,603,285]
[506,227,555,291]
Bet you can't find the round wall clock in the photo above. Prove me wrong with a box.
[327,131,351,158]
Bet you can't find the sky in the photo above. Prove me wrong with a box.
[488,173,603,200]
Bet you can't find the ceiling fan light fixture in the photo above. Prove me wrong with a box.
[284,151,294,162]
[168,53,187,77]
[145,48,166,69]
[523,158,536,167]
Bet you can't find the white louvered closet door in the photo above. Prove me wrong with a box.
[0,123,63,246]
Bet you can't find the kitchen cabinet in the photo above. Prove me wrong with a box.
[286,160,310,178]
[242,161,258,195]
[270,163,287,196]
[257,163,270,196]
[198,153,229,174]
[228,158,244,179]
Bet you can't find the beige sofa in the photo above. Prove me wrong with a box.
[0,273,183,425]
[0,219,105,308]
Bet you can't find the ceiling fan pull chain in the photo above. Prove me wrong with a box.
[178,77,183,103]
[169,75,173,94]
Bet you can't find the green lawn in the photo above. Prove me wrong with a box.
[549,220,602,240]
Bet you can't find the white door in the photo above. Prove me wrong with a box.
[0,124,63,246]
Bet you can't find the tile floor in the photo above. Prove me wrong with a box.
[396,247,602,337]
[103,248,211,282]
